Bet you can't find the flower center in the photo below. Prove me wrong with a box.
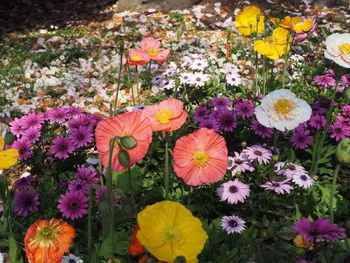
[300,174,307,181]
[228,219,238,228]
[163,227,181,243]
[229,185,238,193]
[339,43,350,55]
[155,109,173,124]
[310,228,320,236]
[131,55,142,62]
[193,151,209,166]
[148,48,159,57]
[273,98,295,116]
[266,36,275,45]
[70,201,78,209]
[235,159,243,164]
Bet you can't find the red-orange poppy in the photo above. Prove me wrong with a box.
[129,48,151,66]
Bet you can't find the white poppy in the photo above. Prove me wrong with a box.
[324,33,350,68]
[255,89,312,131]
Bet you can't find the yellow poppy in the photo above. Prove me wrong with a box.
[292,18,313,34]
[253,27,291,60]
[235,6,265,36]
[0,136,19,170]
[137,201,208,262]
[271,16,301,30]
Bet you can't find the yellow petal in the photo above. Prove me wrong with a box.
[0,149,19,170]
[0,137,4,150]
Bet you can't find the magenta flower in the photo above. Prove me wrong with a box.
[75,166,99,184]
[342,105,350,117]
[217,179,250,204]
[10,117,26,137]
[314,75,336,88]
[294,217,345,243]
[23,127,41,143]
[242,145,272,165]
[308,115,326,130]
[199,118,219,132]
[235,99,255,118]
[65,106,84,118]
[290,129,313,149]
[193,104,210,122]
[341,74,350,87]
[58,191,88,220]
[12,139,32,160]
[212,98,232,109]
[216,109,237,132]
[50,136,75,159]
[251,119,274,139]
[13,176,35,190]
[221,215,246,234]
[261,181,293,195]
[68,179,90,194]
[329,123,350,141]
[48,108,68,123]
[13,188,40,217]
[22,112,44,130]
[70,126,93,147]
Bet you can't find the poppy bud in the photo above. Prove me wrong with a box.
[336,138,350,165]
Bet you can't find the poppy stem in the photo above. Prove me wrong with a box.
[164,139,170,200]
[113,43,124,116]
[128,167,136,215]
[281,36,292,89]
[87,187,93,262]
[106,137,117,239]
[135,66,141,105]
[329,164,340,223]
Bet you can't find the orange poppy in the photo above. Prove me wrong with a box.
[129,48,151,66]
[173,128,228,186]
[24,218,75,263]
[129,224,144,256]
[95,111,153,172]
[142,98,188,132]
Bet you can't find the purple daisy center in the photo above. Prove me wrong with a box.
[300,175,308,181]
[235,159,243,164]
[228,219,238,228]
[70,201,78,209]
[287,164,296,170]
[254,150,262,156]
[272,182,280,187]
[229,185,238,193]
[59,144,68,151]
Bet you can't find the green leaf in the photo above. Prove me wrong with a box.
[120,136,137,149]
[98,237,114,257]
[113,165,142,195]
[8,233,18,263]
[118,150,130,167]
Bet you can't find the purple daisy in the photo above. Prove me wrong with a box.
[229,152,255,176]
[251,119,274,139]
[75,166,99,184]
[261,181,293,195]
[311,100,329,115]
[70,126,93,147]
[274,162,307,179]
[23,127,41,143]
[329,123,350,141]
[217,179,250,204]
[308,115,326,130]
[294,217,346,243]
[58,191,88,220]
[314,75,336,88]
[216,109,237,132]
[51,136,75,159]
[13,188,40,217]
[65,106,84,118]
[211,98,232,109]
[10,117,26,137]
[221,215,246,234]
[199,118,219,132]
[193,104,210,122]
[48,108,68,123]
[235,99,255,118]
[341,74,350,87]
[290,129,313,149]
[13,175,35,190]
[22,112,44,130]
[95,185,119,208]
[242,145,272,165]
[335,116,350,127]
[342,105,350,117]
[12,139,32,160]
[68,179,90,194]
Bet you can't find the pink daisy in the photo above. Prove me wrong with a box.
[261,181,293,195]
[242,145,272,165]
[217,179,250,204]
[229,152,255,176]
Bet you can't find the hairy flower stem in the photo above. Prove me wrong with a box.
[112,44,124,116]
[329,164,340,223]
[164,139,170,200]
[281,36,292,89]
[135,66,141,105]
[128,65,136,106]
[87,188,93,262]
[310,86,337,177]
[128,168,136,215]
[106,137,117,239]
[148,60,152,89]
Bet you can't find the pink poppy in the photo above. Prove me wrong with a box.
[140,37,170,63]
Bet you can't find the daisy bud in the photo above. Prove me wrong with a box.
[4,132,16,145]
[344,88,350,103]
[272,155,279,162]
[241,141,247,148]
[336,138,350,165]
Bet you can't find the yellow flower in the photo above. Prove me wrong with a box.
[235,6,265,36]
[271,16,301,31]
[0,136,19,170]
[292,18,313,34]
[253,27,291,60]
[137,201,208,262]
[294,235,313,249]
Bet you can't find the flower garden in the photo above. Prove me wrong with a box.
[1,1,350,262]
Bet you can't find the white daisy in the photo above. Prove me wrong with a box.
[324,33,350,68]
[255,89,312,131]
[226,73,242,86]
[61,254,83,263]
[190,59,208,71]
[292,174,314,189]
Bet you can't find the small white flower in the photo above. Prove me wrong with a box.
[190,59,208,71]
[61,254,83,263]
[255,89,312,131]
[226,73,242,86]
[324,33,350,68]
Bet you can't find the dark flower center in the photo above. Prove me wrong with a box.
[76,184,83,190]
[59,144,67,151]
[300,175,307,181]
[235,159,243,164]
[70,201,78,209]
[310,228,320,236]
[69,259,77,263]
[77,133,85,140]
[228,219,238,228]
[57,114,64,119]
[196,77,201,81]
[205,123,213,128]
[229,185,238,193]
[254,150,262,156]
[335,128,342,134]
[30,120,37,125]
[287,164,296,170]
[272,182,280,187]
[297,136,305,142]
[242,106,248,112]
[24,197,32,207]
